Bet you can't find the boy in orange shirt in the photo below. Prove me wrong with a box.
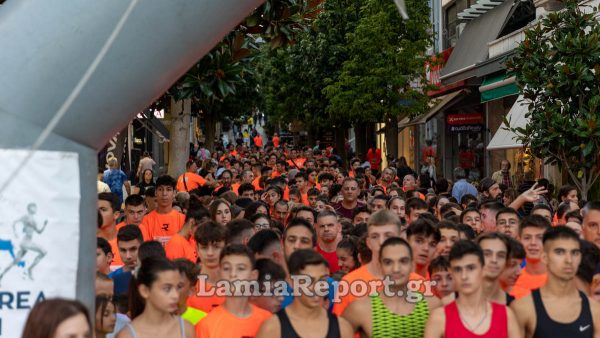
[187,221,228,313]
[165,203,210,262]
[511,215,551,299]
[139,175,185,245]
[196,244,272,338]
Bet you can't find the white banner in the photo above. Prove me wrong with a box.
[0,150,80,337]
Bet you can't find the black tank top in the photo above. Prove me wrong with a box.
[532,288,594,338]
[276,308,341,338]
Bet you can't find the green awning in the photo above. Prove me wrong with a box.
[480,73,519,103]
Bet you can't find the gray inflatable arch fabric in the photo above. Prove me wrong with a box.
[0,0,264,309]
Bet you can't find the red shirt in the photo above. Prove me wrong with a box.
[444,301,507,338]
[316,245,340,273]
[366,148,381,171]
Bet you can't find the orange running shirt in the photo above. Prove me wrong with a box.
[109,222,128,266]
[510,269,547,299]
[139,210,185,245]
[273,136,280,148]
[176,172,206,192]
[108,237,122,267]
[165,234,197,262]
[187,280,225,314]
[252,177,262,190]
[333,265,378,316]
[196,304,271,338]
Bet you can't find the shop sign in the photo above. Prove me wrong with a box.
[447,113,482,125]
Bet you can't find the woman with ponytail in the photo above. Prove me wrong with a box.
[118,257,194,338]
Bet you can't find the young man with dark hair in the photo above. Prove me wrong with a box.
[198,244,272,338]
[582,201,600,249]
[96,237,113,275]
[226,219,256,245]
[187,221,228,313]
[496,207,520,239]
[173,258,206,327]
[512,215,552,299]
[436,221,460,257]
[110,194,146,267]
[477,233,514,305]
[369,195,388,213]
[307,187,320,209]
[139,175,185,244]
[405,197,429,224]
[333,210,403,316]
[250,258,287,313]
[343,237,441,337]
[461,207,483,234]
[407,218,440,279]
[98,192,121,264]
[283,218,317,263]
[531,204,554,224]
[109,224,143,296]
[248,229,285,268]
[165,204,210,262]
[429,256,453,299]
[315,210,342,273]
[512,226,600,337]
[425,240,520,338]
[257,249,354,338]
[500,237,526,295]
[238,182,256,200]
[352,206,371,225]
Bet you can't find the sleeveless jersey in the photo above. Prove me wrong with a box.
[276,308,341,338]
[532,289,594,338]
[370,294,429,338]
[444,301,508,338]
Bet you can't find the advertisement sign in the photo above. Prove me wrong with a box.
[447,113,483,125]
[0,150,80,337]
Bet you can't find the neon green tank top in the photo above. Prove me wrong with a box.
[370,294,429,338]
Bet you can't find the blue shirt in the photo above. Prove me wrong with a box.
[109,267,132,296]
[452,179,478,203]
[103,168,128,204]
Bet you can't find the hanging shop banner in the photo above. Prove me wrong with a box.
[0,150,80,337]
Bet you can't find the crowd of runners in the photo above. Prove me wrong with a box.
[24,134,600,338]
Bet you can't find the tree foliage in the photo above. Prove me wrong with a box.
[506,0,600,198]
[323,0,433,124]
[260,0,363,128]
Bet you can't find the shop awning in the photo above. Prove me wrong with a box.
[139,111,170,141]
[404,89,467,127]
[487,95,529,150]
[480,73,519,102]
[440,0,514,85]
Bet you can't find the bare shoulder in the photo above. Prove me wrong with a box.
[184,320,195,338]
[256,313,281,338]
[510,293,534,316]
[425,295,442,310]
[337,316,356,338]
[116,327,132,338]
[344,296,371,316]
[424,306,445,338]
